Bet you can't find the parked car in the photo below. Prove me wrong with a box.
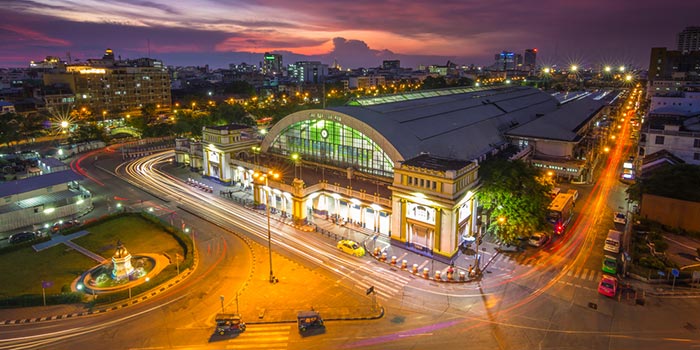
[50,219,81,233]
[598,275,618,297]
[602,255,618,274]
[215,314,246,335]
[337,239,365,257]
[613,212,627,225]
[528,232,550,247]
[9,231,36,244]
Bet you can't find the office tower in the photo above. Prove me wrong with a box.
[262,53,283,75]
[677,26,700,53]
[524,48,537,72]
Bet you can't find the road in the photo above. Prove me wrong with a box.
[4,90,700,349]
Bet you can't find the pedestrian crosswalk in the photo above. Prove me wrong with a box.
[355,273,412,300]
[486,252,547,267]
[485,252,607,283]
[564,266,603,282]
[225,324,290,350]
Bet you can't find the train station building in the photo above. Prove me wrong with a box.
[176,85,614,262]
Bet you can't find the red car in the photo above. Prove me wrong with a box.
[598,275,618,297]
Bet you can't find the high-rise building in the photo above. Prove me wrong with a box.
[288,61,328,83]
[648,47,700,80]
[524,48,537,72]
[42,49,171,115]
[262,53,283,76]
[493,51,521,71]
[382,60,400,70]
[677,26,700,53]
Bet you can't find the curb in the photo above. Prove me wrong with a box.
[0,231,200,326]
[245,306,385,325]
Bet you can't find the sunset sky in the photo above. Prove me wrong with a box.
[1,0,697,69]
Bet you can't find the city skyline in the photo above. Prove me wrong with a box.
[1,0,698,69]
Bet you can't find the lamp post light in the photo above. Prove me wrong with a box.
[291,153,301,180]
[253,170,280,283]
[220,295,225,314]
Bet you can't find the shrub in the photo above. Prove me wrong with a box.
[639,256,666,270]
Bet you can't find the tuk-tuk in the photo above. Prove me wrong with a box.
[297,310,324,332]
[215,313,246,335]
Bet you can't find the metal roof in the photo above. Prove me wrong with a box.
[506,91,618,142]
[329,86,559,161]
[0,170,83,197]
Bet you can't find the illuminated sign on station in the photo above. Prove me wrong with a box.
[79,68,106,74]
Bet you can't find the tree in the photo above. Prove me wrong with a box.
[209,102,252,126]
[421,76,448,90]
[476,158,552,245]
[628,164,700,202]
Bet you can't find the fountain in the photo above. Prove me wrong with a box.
[112,240,134,280]
[75,240,162,294]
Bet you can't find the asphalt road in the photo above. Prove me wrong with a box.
[4,93,700,349]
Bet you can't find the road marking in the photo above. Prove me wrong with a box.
[225,324,290,349]
[589,270,598,281]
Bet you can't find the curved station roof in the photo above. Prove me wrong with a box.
[263,86,560,164]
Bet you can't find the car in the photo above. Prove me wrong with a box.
[297,310,324,333]
[602,255,618,274]
[215,314,246,335]
[598,275,618,297]
[337,239,365,257]
[9,231,36,244]
[613,212,627,225]
[50,219,81,233]
[528,232,550,247]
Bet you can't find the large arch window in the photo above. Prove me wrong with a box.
[268,119,394,177]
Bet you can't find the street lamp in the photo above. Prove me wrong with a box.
[253,170,280,283]
[291,153,301,179]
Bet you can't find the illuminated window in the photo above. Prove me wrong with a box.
[268,119,394,177]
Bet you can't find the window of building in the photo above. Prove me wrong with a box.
[268,118,395,177]
[695,153,700,161]
[694,139,700,148]
[655,136,665,145]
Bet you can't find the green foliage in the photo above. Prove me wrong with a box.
[209,103,252,126]
[0,112,46,147]
[638,256,666,270]
[476,158,552,244]
[636,164,700,202]
[652,239,669,252]
[421,76,448,90]
[68,123,108,143]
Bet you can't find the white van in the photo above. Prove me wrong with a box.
[604,230,622,253]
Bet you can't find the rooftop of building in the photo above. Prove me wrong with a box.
[328,85,560,161]
[205,124,253,131]
[401,154,473,172]
[505,90,620,142]
[0,170,83,197]
[38,157,67,168]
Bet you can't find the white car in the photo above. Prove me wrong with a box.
[528,232,549,247]
[613,212,627,225]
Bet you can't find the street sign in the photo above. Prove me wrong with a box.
[366,286,374,295]
[657,270,665,277]
[672,269,680,278]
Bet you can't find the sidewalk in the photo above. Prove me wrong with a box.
[168,164,502,283]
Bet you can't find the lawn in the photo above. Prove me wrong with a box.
[0,215,183,298]
[0,244,95,296]
[73,215,183,259]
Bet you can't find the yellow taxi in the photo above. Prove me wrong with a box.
[337,239,365,257]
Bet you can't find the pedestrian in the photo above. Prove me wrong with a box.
[468,264,473,277]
